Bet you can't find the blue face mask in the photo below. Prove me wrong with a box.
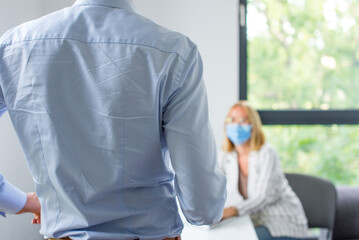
[226,124,252,146]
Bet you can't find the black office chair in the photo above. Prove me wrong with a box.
[285,173,337,240]
[333,186,359,240]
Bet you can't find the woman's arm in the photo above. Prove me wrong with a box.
[222,206,238,220]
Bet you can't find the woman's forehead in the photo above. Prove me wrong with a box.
[229,105,247,117]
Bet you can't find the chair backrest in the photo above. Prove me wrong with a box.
[285,173,337,230]
[333,187,359,240]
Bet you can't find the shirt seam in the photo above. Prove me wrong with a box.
[161,45,197,118]
[161,61,187,113]
[31,85,61,232]
[0,51,8,113]
[73,3,133,11]
[0,37,187,62]
[176,45,197,88]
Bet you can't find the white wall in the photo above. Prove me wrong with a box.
[0,1,238,239]
[38,0,75,15]
[134,0,239,149]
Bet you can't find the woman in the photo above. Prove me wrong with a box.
[219,101,308,240]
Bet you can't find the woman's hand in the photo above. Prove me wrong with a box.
[222,206,239,220]
[16,192,41,224]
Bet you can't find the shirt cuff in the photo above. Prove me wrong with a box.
[0,181,27,214]
[0,107,7,117]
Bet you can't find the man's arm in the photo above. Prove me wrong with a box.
[0,174,41,223]
[0,86,25,216]
[0,85,7,117]
[16,192,41,224]
[0,173,27,216]
[0,86,41,223]
[163,46,227,225]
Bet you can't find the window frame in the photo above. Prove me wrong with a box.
[239,0,359,125]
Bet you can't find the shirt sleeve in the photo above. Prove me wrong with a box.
[235,148,280,215]
[0,74,25,216]
[0,85,7,117]
[0,173,27,217]
[163,46,227,226]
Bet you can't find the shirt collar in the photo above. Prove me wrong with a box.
[73,0,136,13]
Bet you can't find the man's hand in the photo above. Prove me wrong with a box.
[222,206,238,220]
[16,192,41,224]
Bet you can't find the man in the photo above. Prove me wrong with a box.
[0,172,41,223]
[0,0,226,239]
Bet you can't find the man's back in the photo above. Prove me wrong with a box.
[0,0,226,239]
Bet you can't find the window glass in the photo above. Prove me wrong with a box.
[247,0,359,110]
[263,125,359,186]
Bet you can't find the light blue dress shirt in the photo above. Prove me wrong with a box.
[0,0,227,239]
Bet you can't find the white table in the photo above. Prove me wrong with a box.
[181,215,259,240]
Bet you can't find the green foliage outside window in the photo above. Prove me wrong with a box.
[247,0,359,185]
[263,125,359,186]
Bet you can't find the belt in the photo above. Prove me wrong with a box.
[48,238,71,240]
[49,236,181,240]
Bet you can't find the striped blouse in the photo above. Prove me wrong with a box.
[219,143,308,238]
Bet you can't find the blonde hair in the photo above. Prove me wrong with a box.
[222,101,265,152]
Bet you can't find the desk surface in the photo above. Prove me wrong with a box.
[181,215,259,240]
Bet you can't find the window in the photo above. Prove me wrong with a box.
[264,125,359,186]
[239,0,359,185]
